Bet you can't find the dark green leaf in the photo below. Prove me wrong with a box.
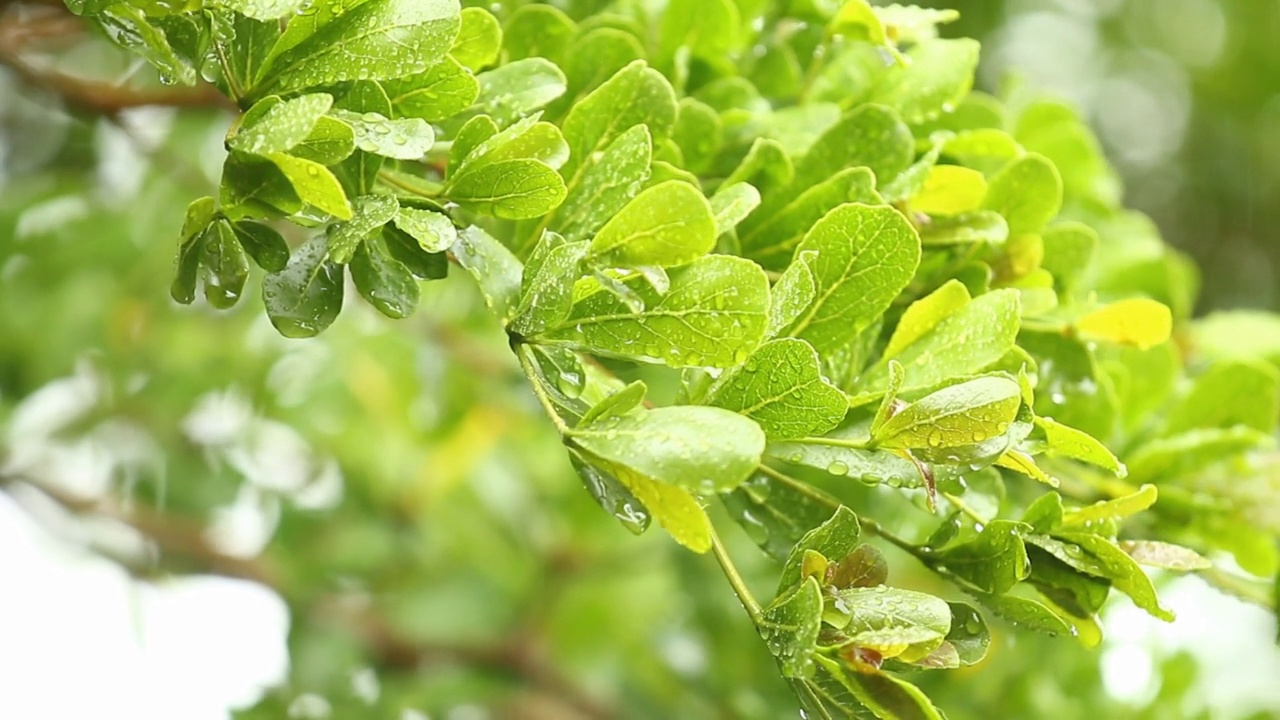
[262,234,345,338]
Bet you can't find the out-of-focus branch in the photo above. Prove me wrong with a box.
[0,472,279,585]
[0,2,233,115]
[324,600,614,720]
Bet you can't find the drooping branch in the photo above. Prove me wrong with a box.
[0,2,232,115]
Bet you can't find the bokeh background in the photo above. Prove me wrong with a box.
[1,1,1278,719]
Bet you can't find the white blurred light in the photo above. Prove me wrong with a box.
[0,492,290,720]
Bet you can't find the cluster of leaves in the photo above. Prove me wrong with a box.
[68,0,1280,716]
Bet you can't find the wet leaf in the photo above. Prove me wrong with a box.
[262,234,345,338]
[706,339,847,441]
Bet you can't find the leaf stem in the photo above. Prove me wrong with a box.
[710,523,764,625]
[516,343,571,436]
[212,40,245,104]
[941,491,990,526]
[787,435,872,450]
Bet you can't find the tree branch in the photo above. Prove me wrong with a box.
[0,3,233,115]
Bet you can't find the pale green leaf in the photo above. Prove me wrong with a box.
[762,578,823,679]
[451,6,501,71]
[774,203,921,354]
[585,180,716,269]
[873,376,1022,450]
[259,0,461,95]
[869,38,980,124]
[982,152,1063,235]
[327,194,398,263]
[265,152,351,219]
[1119,541,1213,571]
[552,124,652,242]
[853,289,1021,404]
[710,182,762,237]
[569,406,765,494]
[447,159,567,220]
[392,207,456,253]
[330,110,434,160]
[450,225,523,320]
[231,93,333,156]
[706,339,847,441]
[382,57,479,122]
[560,61,678,182]
[1035,416,1125,475]
[475,58,568,125]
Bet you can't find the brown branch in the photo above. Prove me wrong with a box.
[323,599,614,720]
[0,3,233,115]
[1,472,279,585]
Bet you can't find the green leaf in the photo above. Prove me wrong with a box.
[327,194,398,263]
[231,94,333,156]
[381,57,478,122]
[982,153,1063,235]
[570,452,650,535]
[972,591,1073,637]
[829,544,890,589]
[1019,332,1118,442]
[502,4,576,64]
[474,58,568,125]
[919,210,1009,247]
[772,204,920,354]
[931,520,1029,594]
[258,0,461,95]
[569,406,765,494]
[826,586,951,662]
[762,578,823,679]
[560,61,678,182]
[1026,545,1111,618]
[579,381,647,426]
[383,226,448,280]
[230,220,289,272]
[584,181,716,269]
[93,4,196,85]
[1021,492,1065,533]
[706,339,847,442]
[450,225,523,320]
[871,360,906,437]
[219,13,280,96]
[853,289,1021,404]
[552,124,652,242]
[723,473,838,560]
[1057,531,1175,621]
[594,458,713,552]
[350,235,419,318]
[560,28,646,103]
[812,657,947,720]
[710,183,761,237]
[1041,222,1098,291]
[1118,541,1212,571]
[1191,311,1280,367]
[289,116,356,165]
[672,98,722,173]
[262,234,345,338]
[215,0,307,21]
[171,196,215,304]
[1034,417,1125,475]
[330,80,391,196]
[447,116,497,174]
[539,255,769,369]
[265,152,351,219]
[740,167,882,268]
[768,435,943,490]
[945,602,990,665]
[723,138,794,198]
[391,207,455,254]
[779,505,861,592]
[511,234,588,336]
[220,152,302,218]
[1164,360,1280,436]
[198,219,250,309]
[876,375,1019,448]
[1126,427,1275,483]
[330,110,434,160]
[450,6,500,71]
[659,0,739,65]
[447,159,567,220]
[869,38,981,124]
[791,104,914,195]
